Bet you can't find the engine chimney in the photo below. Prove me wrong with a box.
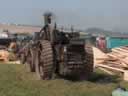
[44,12,52,25]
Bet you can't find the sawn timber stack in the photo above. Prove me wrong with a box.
[94,46,128,77]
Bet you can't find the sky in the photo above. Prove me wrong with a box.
[0,0,127,32]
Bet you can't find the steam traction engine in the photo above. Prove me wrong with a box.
[24,13,94,80]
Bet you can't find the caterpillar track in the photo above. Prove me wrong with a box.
[35,40,54,80]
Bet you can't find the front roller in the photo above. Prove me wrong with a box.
[25,48,36,72]
[35,40,54,80]
[84,44,94,79]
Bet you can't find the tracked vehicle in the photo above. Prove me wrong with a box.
[22,13,94,80]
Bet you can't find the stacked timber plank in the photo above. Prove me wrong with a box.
[0,50,9,61]
[93,46,128,76]
[93,47,108,65]
[107,46,128,69]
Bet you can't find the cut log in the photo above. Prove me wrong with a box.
[93,47,108,65]
[107,54,128,66]
[107,54,118,59]
[111,49,128,56]
[98,67,115,75]
[113,48,128,53]
[97,64,125,73]
[111,52,125,58]
[105,60,128,68]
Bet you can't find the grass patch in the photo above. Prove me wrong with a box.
[0,63,127,96]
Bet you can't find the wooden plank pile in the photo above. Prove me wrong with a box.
[94,46,128,76]
[0,50,9,62]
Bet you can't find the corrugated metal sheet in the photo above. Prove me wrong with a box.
[106,37,128,48]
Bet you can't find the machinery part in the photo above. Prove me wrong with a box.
[35,40,54,80]
[61,44,88,80]
[84,44,94,79]
[19,53,26,64]
[25,48,35,72]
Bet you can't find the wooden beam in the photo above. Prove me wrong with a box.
[98,67,115,75]
[97,64,125,72]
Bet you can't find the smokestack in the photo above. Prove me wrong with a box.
[44,12,53,25]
